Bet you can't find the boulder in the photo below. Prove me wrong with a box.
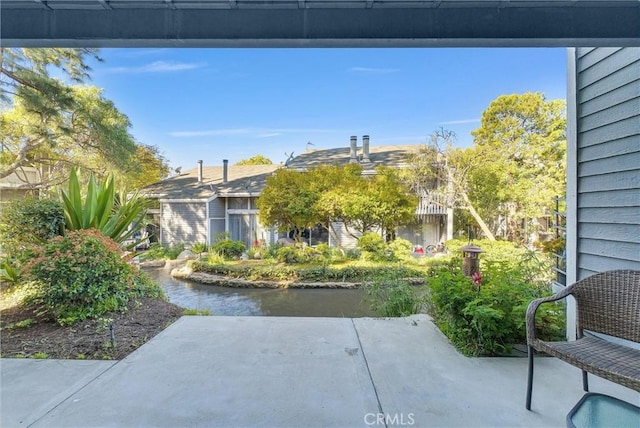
[177,249,195,260]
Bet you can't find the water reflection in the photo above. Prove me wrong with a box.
[145,267,377,318]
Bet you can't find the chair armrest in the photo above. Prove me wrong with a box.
[526,284,575,345]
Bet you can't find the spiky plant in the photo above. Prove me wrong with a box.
[61,169,149,248]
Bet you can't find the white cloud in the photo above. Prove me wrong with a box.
[257,133,281,138]
[105,61,205,74]
[439,118,481,125]
[349,67,400,75]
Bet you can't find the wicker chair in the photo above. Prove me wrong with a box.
[525,269,640,410]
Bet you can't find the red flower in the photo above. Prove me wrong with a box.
[472,271,482,286]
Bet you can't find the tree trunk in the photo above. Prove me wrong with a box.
[460,191,496,241]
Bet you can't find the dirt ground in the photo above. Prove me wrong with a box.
[0,297,184,360]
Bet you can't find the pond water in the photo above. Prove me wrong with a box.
[144,267,377,318]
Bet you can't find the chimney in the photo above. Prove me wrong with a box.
[349,136,358,163]
[223,159,228,184]
[197,160,203,183]
[362,135,370,162]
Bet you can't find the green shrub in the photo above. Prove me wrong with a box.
[0,198,65,258]
[206,250,226,264]
[445,238,527,264]
[426,254,564,356]
[276,246,305,264]
[190,260,427,283]
[139,243,167,261]
[26,229,164,325]
[164,243,185,260]
[343,248,361,260]
[366,277,422,317]
[139,243,185,261]
[315,243,332,258]
[263,242,284,260]
[191,242,209,254]
[389,238,413,260]
[357,232,389,261]
[211,240,246,259]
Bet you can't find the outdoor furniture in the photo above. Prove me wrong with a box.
[525,269,640,411]
[566,392,640,428]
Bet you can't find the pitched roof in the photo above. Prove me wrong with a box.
[142,164,280,200]
[285,144,422,170]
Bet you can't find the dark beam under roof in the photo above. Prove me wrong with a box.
[1,1,639,47]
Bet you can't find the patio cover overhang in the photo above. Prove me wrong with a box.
[2,0,639,48]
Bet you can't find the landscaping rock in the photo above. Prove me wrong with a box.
[179,270,362,289]
[171,265,193,279]
[139,260,167,268]
[177,250,195,260]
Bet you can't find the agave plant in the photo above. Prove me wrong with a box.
[0,259,21,284]
[61,168,149,248]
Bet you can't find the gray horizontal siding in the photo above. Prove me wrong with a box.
[579,98,639,132]
[578,189,640,209]
[578,116,638,147]
[578,135,638,162]
[578,170,639,192]
[577,48,638,88]
[579,238,640,262]
[579,207,640,225]
[575,47,640,279]
[579,254,640,279]
[208,197,225,218]
[578,63,640,104]
[578,223,639,244]
[578,152,640,176]
[161,202,207,246]
[575,47,619,70]
[579,81,640,117]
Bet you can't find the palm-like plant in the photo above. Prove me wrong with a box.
[61,169,149,247]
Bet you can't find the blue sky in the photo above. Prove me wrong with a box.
[88,48,567,171]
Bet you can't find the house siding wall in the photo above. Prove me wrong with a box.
[161,202,207,246]
[208,198,225,218]
[575,47,640,279]
[329,222,359,249]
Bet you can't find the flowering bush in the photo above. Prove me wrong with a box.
[26,229,163,325]
[426,253,564,356]
[0,198,65,259]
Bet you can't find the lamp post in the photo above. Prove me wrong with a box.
[460,244,483,277]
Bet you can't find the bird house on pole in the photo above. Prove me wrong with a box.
[460,244,483,277]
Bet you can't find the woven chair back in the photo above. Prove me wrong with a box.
[572,270,640,342]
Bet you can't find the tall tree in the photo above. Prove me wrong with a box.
[115,144,170,189]
[258,164,417,243]
[235,154,273,166]
[405,128,496,240]
[470,92,566,239]
[256,168,318,241]
[0,48,138,187]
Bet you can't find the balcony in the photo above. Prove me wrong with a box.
[416,190,448,217]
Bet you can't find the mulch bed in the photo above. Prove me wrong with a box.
[0,297,184,360]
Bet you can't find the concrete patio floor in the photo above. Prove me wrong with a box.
[2,315,638,428]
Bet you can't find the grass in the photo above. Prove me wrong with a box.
[183,308,212,316]
[5,318,34,329]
